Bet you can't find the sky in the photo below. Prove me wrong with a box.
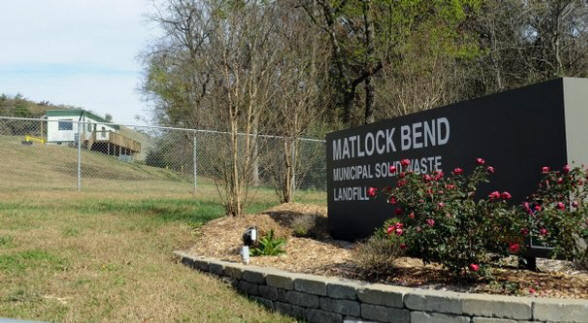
[0,0,160,125]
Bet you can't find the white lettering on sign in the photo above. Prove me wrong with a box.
[332,117,450,161]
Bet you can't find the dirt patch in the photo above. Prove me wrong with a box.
[187,203,588,299]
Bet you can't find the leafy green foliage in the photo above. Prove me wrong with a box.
[377,158,523,279]
[518,165,588,261]
[251,230,286,256]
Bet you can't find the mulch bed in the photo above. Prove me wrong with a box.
[186,203,588,299]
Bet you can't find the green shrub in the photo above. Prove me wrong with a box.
[251,230,286,256]
[518,165,588,261]
[374,158,524,279]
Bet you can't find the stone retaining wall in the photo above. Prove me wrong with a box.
[174,251,588,323]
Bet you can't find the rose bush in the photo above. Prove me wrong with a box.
[372,158,524,279]
[519,165,588,262]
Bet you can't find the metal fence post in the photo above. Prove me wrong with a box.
[77,120,82,192]
[291,138,296,195]
[193,130,197,193]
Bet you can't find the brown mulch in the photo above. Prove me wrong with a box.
[186,203,588,299]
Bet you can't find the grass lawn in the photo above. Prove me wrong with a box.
[0,136,326,322]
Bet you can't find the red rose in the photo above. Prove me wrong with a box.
[408,212,415,219]
[534,205,542,212]
[400,243,407,250]
[453,167,463,175]
[520,228,529,236]
[469,264,480,272]
[476,158,486,165]
[501,191,512,200]
[423,174,432,182]
[388,196,397,205]
[557,177,564,184]
[389,165,397,173]
[539,228,548,236]
[395,228,403,236]
[399,172,406,178]
[400,159,410,167]
[395,207,403,216]
[434,170,444,180]
[395,222,403,229]
[523,202,531,212]
[563,164,570,174]
[542,166,550,174]
[572,201,579,208]
[509,242,520,253]
[426,219,435,227]
[488,191,501,201]
[556,202,565,210]
[487,166,495,174]
[397,179,407,187]
[367,187,377,197]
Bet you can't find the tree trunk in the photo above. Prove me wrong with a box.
[363,0,376,124]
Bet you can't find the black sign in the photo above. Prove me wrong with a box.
[326,78,588,241]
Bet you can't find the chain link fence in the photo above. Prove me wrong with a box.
[0,116,327,197]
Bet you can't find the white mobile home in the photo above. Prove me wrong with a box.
[45,110,141,158]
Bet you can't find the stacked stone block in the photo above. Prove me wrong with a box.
[175,252,588,323]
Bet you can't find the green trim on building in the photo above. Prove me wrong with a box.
[45,110,120,130]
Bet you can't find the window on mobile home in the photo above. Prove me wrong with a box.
[58,120,73,130]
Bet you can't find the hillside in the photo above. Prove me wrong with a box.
[0,94,70,118]
[0,135,194,193]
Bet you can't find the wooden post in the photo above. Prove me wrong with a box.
[107,143,110,155]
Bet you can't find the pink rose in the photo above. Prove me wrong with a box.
[423,174,432,182]
[453,167,463,175]
[389,165,397,173]
[556,202,565,210]
[557,177,564,184]
[387,225,394,235]
[487,166,495,174]
[445,184,456,190]
[437,202,445,208]
[476,158,485,165]
[400,243,407,250]
[426,219,435,227]
[469,264,480,272]
[408,212,415,219]
[400,159,410,167]
[542,166,551,174]
[563,164,570,174]
[501,191,512,200]
[539,228,548,236]
[367,187,377,197]
[395,228,403,236]
[388,196,397,205]
[397,179,407,187]
[572,201,579,208]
